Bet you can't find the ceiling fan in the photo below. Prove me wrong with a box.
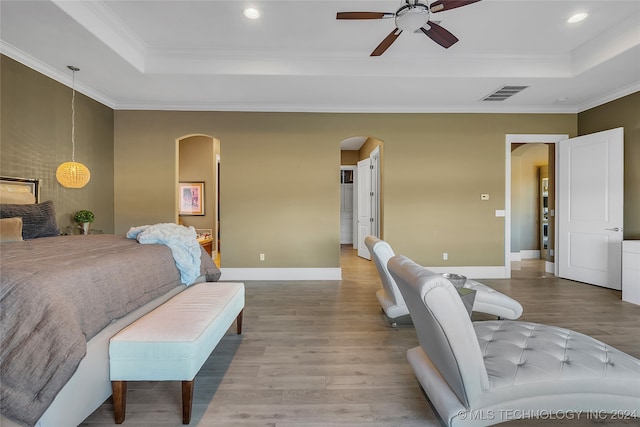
[336,0,481,56]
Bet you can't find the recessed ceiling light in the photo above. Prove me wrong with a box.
[567,13,588,24]
[243,8,260,20]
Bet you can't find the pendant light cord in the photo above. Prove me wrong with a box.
[68,65,80,163]
[71,71,76,163]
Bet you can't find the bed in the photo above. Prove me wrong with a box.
[0,177,219,427]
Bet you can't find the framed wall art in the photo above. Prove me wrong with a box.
[179,182,205,215]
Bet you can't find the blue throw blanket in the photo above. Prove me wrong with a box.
[127,223,202,285]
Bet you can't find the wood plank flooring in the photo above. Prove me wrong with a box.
[81,247,640,426]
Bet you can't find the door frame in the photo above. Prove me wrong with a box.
[356,157,373,259]
[505,134,568,278]
[353,146,381,258]
[370,146,381,238]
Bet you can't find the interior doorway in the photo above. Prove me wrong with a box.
[340,136,384,260]
[505,134,568,278]
[177,134,220,263]
[510,143,550,262]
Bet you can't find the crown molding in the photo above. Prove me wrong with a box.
[577,82,640,113]
[51,0,147,72]
[1,42,116,108]
[113,100,579,114]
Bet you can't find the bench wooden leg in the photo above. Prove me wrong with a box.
[182,380,194,424]
[236,309,243,334]
[111,380,127,424]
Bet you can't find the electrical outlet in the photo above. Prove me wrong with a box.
[259,253,265,261]
[443,252,448,261]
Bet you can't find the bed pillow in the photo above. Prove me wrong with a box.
[0,200,60,239]
[0,190,36,204]
[0,217,24,243]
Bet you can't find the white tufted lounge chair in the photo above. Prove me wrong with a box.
[388,254,640,427]
[364,236,523,324]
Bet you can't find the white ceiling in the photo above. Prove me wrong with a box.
[1,0,639,113]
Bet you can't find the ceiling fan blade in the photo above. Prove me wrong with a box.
[430,0,481,13]
[371,29,402,56]
[336,12,394,20]
[420,22,458,48]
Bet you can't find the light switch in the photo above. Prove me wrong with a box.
[481,194,490,200]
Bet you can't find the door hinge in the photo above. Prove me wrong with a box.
[370,165,374,170]
[370,217,374,223]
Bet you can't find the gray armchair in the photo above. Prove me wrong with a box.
[365,236,523,323]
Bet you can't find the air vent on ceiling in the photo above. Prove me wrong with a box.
[481,85,529,101]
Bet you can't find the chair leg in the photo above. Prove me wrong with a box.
[111,381,127,424]
[182,380,194,424]
[236,309,243,334]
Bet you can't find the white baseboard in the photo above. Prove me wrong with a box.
[521,250,541,259]
[545,261,555,274]
[221,265,514,281]
[511,250,541,261]
[220,268,342,281]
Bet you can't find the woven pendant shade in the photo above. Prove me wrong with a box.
[56,161,91,188]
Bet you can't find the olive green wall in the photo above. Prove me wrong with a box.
[114,111,576,268]
[578,91,640,239]
[0,56,114,233]
[18,56,640,269]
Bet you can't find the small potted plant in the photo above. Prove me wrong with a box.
[74,210,95,235]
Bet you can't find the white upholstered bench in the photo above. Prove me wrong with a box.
[109,282,245,424]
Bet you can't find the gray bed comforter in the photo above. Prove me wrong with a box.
[0,234,215,426]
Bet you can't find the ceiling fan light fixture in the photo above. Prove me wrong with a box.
[243,8,260,20]
[395,3,429,32]
[336,0,479,54]
[567,13,587,24]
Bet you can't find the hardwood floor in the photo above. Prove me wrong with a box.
[82,247,640,426]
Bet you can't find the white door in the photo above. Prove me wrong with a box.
[357,158,373,259]
[558,128,624,289]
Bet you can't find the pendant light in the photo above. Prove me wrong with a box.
[56,65,90,188]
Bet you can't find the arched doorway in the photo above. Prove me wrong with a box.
[177,134,220,263]
[339,136,384,260]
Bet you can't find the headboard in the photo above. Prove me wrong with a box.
[0,176,41,203]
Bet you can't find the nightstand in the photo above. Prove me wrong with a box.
[198,237,213,256]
